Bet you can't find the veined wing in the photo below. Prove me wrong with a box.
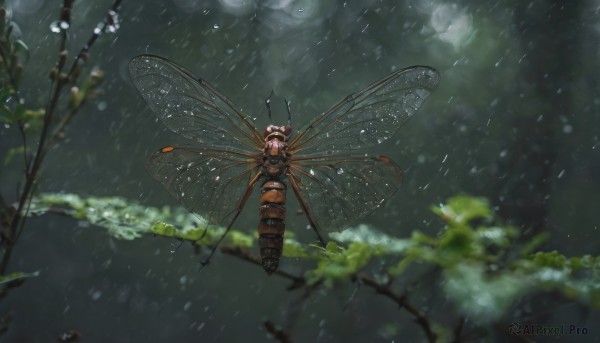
[129,55,263,154]
[288,66,439,155]
[288,154,403,232]
[147,146,260,226]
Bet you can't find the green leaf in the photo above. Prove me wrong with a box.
[443,263,530,323]
[3,146,28,166]
[475,225,518,249]
[31,193,206,241]
[432,195,492,226]
[282,239,317,258]
[227,230,254,248]
[150,221,208,241]
[22,108,45,129]
[13,39,30,62]
[437,225,476,261]
[306,242,382,286]
[329,224,415,253]
[0,270,40,285]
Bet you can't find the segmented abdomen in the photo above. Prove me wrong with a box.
[258,180,286,274]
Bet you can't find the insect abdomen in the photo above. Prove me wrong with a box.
[258,180,286,274]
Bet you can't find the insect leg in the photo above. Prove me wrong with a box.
[287,172,327,248]
[200,171,263,267]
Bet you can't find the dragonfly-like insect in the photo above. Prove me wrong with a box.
[129,55,439,274]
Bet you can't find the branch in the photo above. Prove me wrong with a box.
[65,0,121,85]
[357,273,437,343]
[264,321,292,343]
[452,316,464,343]
[0,312,11,337]
[219,246,306,290]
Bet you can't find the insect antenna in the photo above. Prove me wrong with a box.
[284,98,292,126]
[265,89,274,122]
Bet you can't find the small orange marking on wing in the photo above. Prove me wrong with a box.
[378,155,392,163]
[160,146,175,153]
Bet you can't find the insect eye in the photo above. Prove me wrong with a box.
[263,126,277,139]
[282,126,292,137]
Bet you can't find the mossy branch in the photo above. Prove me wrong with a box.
[26,193,600,341]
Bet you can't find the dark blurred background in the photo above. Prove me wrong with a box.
[0,0,599,341]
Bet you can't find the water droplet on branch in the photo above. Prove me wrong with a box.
[49,20,69,33]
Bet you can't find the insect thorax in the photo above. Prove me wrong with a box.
[262,138,289,177]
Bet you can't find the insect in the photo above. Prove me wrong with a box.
[129,55,439,274]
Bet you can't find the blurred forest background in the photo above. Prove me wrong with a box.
[0,0,599,342]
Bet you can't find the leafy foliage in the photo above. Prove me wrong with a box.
[29,193,254,245]
[30,193,600,325]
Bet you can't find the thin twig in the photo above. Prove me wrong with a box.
[452,316,464,343]
[42,87,90,158]
[219,246,306,289]
[357,273,437,343]
[65,0,122,85]
[264,321,292,343]
[0,311,12,337]
[43,68,104,158]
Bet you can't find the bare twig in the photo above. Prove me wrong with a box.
[357,273,437,343]
[42,70,104,158]
[452,316,464,343]
[0,311,12,336]
[264,321,292,343]
[65,0,121,85]
[219,246,306,289]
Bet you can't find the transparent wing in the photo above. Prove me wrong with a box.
[288,66,439,155]
[288,154,403,232]
[129,55,263,153]
[147,146,260,226]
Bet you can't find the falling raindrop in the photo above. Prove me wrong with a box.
[183,302,192,311]
[90,290,102,301]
